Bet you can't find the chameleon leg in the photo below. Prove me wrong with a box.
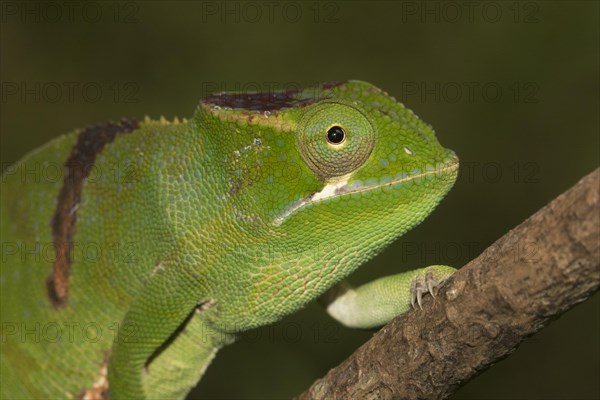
[320,265,456,329]
[142,308,235,399]
[107,263,215,399]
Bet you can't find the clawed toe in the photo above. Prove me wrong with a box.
[410,271,442,310]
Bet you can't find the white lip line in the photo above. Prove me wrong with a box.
[273,161,458,226]
[337,161,459,197]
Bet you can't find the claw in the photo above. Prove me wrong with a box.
[410,278,425,310]
[410,279,417,309]
[426,271,439,298]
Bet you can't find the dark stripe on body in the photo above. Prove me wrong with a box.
[47,119,139,308]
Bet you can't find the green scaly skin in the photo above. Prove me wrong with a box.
[0,81,458,399]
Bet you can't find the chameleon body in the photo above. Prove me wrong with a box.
[0,81,458,399]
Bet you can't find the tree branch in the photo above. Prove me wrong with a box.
[297,168,600,400]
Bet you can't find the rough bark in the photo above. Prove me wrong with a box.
[297,168,600,400]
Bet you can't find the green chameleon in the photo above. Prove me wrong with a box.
[1,80,458,399]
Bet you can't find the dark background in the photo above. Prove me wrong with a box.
[1,1,598,399]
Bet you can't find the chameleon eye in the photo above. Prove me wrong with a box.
[326,126,346,145]
[298,102,375,179]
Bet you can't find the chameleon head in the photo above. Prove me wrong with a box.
[200,80,458,321]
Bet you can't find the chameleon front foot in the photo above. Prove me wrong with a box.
[322,265,457,329]
[410,266,455,309]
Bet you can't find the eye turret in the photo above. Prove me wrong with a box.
[298,102,375,180]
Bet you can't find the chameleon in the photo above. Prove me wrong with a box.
[0,80,459,399]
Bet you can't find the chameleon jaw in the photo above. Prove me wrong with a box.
[272,161,459,227]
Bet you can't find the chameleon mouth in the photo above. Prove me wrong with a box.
[273,160,459,226]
